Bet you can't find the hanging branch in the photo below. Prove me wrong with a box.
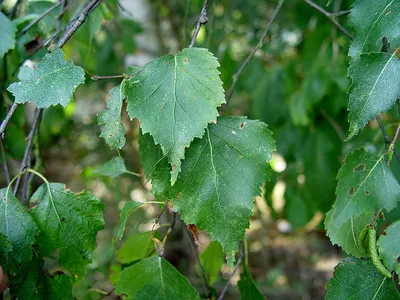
[189,0,209,48]
[224,0,284,106]
[303,0,353,40]
[217,244,244,300]
[0,140,10,184]
[184,225,212,298]
[0,103,18,138]
[18,0,67,37]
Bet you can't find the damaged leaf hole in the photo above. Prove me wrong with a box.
[348,186,355,196]
[364,190,370,196]
[353,163,366,172]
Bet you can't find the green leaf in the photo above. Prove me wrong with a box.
[29,183,104,278]
[288,92,310,127]
[117,231,156,264]
[347,52,400,139]
[0,12,17,59]
[378,220,400,275]
[326,148,400,257]
[349,0,400,58]
[98,84,126,150]
[115,256,200,300]
[124,47,225,184]
[198,241,224,285]
[115,201,143,240]
[96,156,127,178]
[326,257,400,300]
[238,267,265,300]
[0,232,12,270]
[149,117,275,266]
[7,47,85,108]
[26,1,58,35]
[11,256,73,300]
[0,188,40,265]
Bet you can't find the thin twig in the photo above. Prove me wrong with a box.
[387,124,400,167]
[303,0,353,40]
[224,0,284,105]
[320,109,346,141]
[376,116,400,164]
[184,225,211,298]
[91,75,125,81]
[18,0,66,37]
[330,10,351,17]
[55,0,69,43]
[13,109,43,196]
[0,139,10,184]
[8,0,22,19]
[116,0,134,17]
[217,245,244,300]
[57,0,102,47]
[0,103,18,138]
[189,0,209,48]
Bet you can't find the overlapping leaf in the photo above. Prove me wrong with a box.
[7,47,85,108]
[198,241,224,285]
[116,256,200,300]
[0,12,17,59]
[0,189,40,265]
[117,231,157,264]
[98,84,126,149]
[347,52,400,139]
[349,0,400,58]
[28,183,104,278]
[115,201,143,240]
[378,220,400,275]
[326,148,400,257]
[140,116,275,265]
[238,267,265,300]
[326,257,400,299]
[124,47,225,184]
[0,232,12,269]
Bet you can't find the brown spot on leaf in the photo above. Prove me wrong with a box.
[108,133,114,137]
[183,58,188,64]
[353,163,366,172]
[60,217,66,222]
[184,90,188,94]
[348,186,355,196]
[239,155,243,159]
[386,10,392,15]
[365,190,370,196]
[176,192,182,200]
[240,122,246,129]
[188,224,200,247]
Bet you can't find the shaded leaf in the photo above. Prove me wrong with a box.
[96,156,127,178]
[11,256,73,300]
[117,231,157,264]
[198,241,224,285]
[0,189,40,265]
[0,12,17,59]
[148,117,275,266]
[349,0,400,58]
[347,52,400,139]
[326,148,400,257]
[378,220,400,275]
[26,1,58,35]
[326,257,400,300]
[115,201,143,240]
[98,84,126,150]
[29,183,104,278]
[7,47,85,108]
[124,47,225,184]
[0,232,12,270]
[238,266,265,300]
[115,256,200,300]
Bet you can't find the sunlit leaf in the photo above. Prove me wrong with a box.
[117,231,157,264]
[115,201,143,240]
[96,156,127,178]
[124,47,225,184]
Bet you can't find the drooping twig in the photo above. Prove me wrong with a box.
[0,140,10,184]
[330,10,352,17]
[387,124,400,167]
[224,0,284,105]
[18,0,67,37]
[0,103,18,138]
[13,109,43,196]
[189,0,209,48]
[55,0,69,43]
[184,225,211,298]
[376,116,400,164]
[116,0,134,18]
[217,245,244,300]
[303,0,353,40]
[57,0,102,47]
[8,0,22,19]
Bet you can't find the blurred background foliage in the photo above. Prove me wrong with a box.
[1,0,400,299]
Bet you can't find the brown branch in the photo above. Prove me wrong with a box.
[0,140,10,184]
[0,103,18,138]
[303,0,353,40]
[224,0,284,106]
[189,0,209,48]
[387,124,400,167]
[184,224,211,298]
